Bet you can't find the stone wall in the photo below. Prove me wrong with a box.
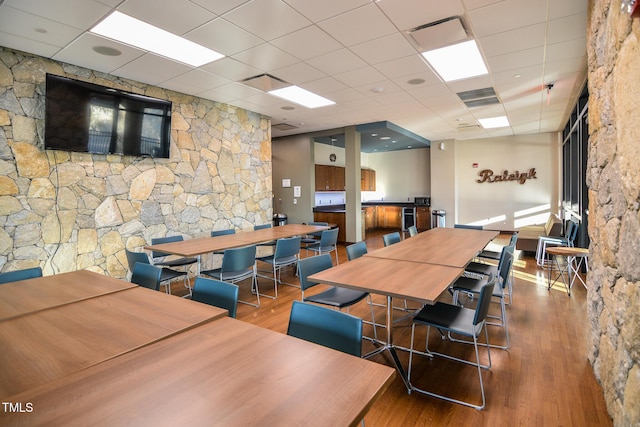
[0,47,272,278]
[586,1,640,426]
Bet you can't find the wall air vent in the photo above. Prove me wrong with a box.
[272,123,298,131]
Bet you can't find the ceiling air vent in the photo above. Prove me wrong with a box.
[240,74,289,92]
[272,123,298,131]
[406,16,469,52]
[456,87,500,108]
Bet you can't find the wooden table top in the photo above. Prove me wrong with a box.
[0,286,226,399]
[0,270,136,321]
[546,246,589,257]
[144,224,329,257]
[1,317,395,427]
[367,227,499,267]
[309,256,463,304]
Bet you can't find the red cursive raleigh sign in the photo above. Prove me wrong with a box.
[476,168,537,185]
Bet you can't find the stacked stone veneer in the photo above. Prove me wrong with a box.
[0,47,272,278]
[587,2,640,426]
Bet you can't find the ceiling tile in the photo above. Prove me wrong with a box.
[547,12,587,45]
[200,57,262,81]
[0,31,61,58]
[375,54,431,79]
[113,53,192,85]
[480,23,546,57]
[468,0,547,37]
[162,69,231,92]
[271,62,327,85]
[282,0,369,22]
[271,26,342,60]
[486,46,544,73]
[190,0,251,16]
[318,3,396,47]
[231,43,299,73]
[349,33,417,65]
[333,66,387,87]
[117,0,215,35]
[52,33,146,74]
[185,18,263,56]
[4,0,111,29]
[0,6,84,48]
[306,49,368,75]
[223,0,311,40]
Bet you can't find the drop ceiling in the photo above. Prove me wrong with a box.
[0,0,588,152]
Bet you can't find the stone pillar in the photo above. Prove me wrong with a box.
[586,2,640,425]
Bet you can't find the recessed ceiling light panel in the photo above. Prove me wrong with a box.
[268,86,335,109]
[90,11,224,67]
[478,116,510,129]
[422,40,488,82]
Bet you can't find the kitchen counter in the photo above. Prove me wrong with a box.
[313,202,421,212]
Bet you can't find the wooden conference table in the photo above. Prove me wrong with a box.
[0,270,394,426]
[309,227,498,391]
[144,223,329,274]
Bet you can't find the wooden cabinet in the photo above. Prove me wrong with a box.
[375,206,402,228]
[416,207,431,231]
[313,212,346,242]
[315,164,345,191]
[364,206,376,230]
[360,169,376,191]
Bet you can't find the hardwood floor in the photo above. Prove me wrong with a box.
[172,229,612,426]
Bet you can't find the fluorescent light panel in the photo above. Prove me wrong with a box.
[91,11,224,67]
[478,116,510,128]
[422,39,488,82]
[268,86,335,109]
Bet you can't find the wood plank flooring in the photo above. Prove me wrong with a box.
[171,229,612,426]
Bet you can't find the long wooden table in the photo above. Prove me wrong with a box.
[0,285,226,399]
[1,317,395,426]
[0,270,136,321]
[309,227,497,391]
[144,224,329,258]
[144,224,330,274]
[366,227,498,267]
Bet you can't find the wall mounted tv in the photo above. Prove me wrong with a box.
[45,74,172,158]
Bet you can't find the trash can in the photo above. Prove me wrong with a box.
[431,209,446,228]
[273,213,287,226]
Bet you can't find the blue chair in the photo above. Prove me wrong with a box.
[256,236,301,298]
[254,223,277,252]
[150,235,198,296]
[477,233,518,261]
[298,254,377,340]
[345,241,368,261]
[131,262,162,291]
[408,225,419,237]
[201,245,259,307]
[382,232,401,246]
[536,220,579,267]
[305,228,340,264]
[451,250,514,350]
[408,281,494,410]
[125,248,185,294]
[191,277,239,318]
[0,266,43,284]
[301,221,329,248]
[454,224,483,230]
[287,300,362,357]
[210,229,236,237]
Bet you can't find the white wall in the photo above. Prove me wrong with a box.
[432,133,560,229]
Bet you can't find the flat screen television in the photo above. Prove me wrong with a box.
[45,74,172,158]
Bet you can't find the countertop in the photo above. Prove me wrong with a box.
[313,202,430,212]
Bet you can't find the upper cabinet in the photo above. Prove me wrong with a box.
[361,169,376,191]
[315,164,345,191]
[315,165,376,192]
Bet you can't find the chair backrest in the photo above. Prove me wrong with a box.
[211,228,236,237]
[473,281,496,326]
[151,235,184,259]
[509,233,518,246]
[408,225,418,237]
[297,253,334,292]
[497,250,514,290]
[306,222,328,238]
[274,236,302,259]
[125,248,150,271]
[382,232,401,246]
[131,262,162,291]
[565,221,579,245]
[0,266,43,284]
[254,223,272,230]
[319,228,339,247]
[287,300,363,357]
[346,241,368,261]
[454,224,483,230]
[192,277,239,318]
[221,245,257,273]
